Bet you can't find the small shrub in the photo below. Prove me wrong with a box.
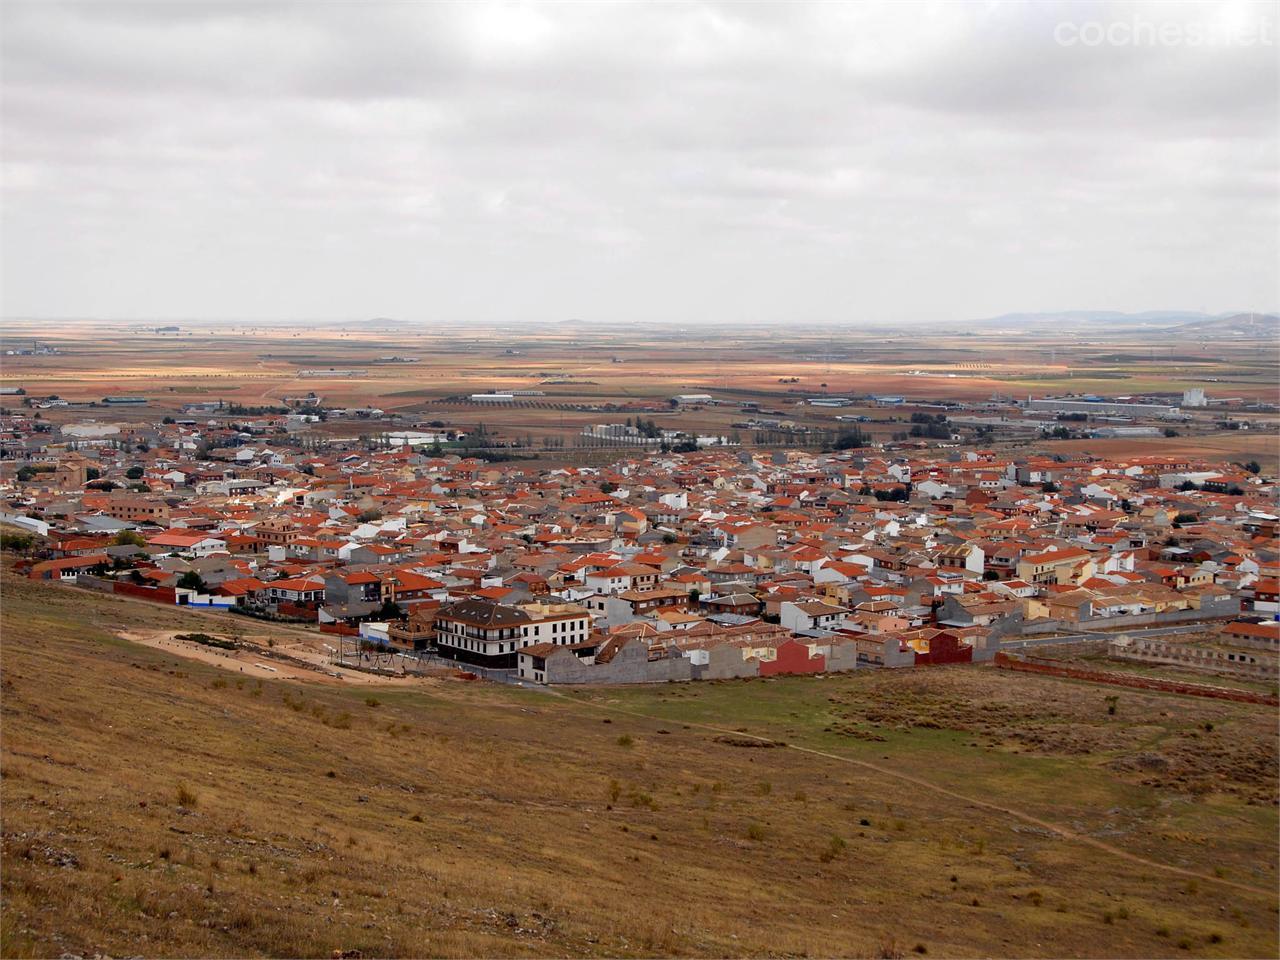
[1027,890,1043,907]
[608,779,621,803]
[757,781,772,796]
[616,734,633,747]
[746,823,767,842]
[365,697,380,708]
[409,813,423,823]
[912,945,927,955]
[176,783,198,807]
[628,790,656,810]
[819,834,846,863]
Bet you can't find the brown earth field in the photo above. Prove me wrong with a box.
[1049,432,1280,469]
[2,569,1277,959]
[2,320,1276,411]
[3,320,1274,467]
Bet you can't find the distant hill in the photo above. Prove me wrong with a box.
[1167,312,1280,339]
[967,310,1279,335]
[968,310,1214,329]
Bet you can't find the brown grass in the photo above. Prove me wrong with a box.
[2,569,1277,958]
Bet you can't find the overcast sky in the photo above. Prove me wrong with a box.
[2,1,1276,325]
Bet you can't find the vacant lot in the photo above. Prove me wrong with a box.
[2,571,1277,958]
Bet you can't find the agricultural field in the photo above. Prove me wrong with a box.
[2,319,1276,456]
[2,570,1277,958]
[5,320,1274,409]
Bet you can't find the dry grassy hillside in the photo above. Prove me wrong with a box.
[1,571,1277,958]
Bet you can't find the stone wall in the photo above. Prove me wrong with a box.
[544,639,694,685]
[1109,637,1278,680]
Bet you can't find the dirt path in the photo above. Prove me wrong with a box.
[120,629,420,686]
[550,689,1275,900]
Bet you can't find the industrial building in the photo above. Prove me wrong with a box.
[1025,397,1180,418]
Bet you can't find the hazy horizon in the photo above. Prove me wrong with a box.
[2,308,1277,334]
[2,1,1277,324]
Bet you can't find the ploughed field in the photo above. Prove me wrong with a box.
[1,570,1277,958]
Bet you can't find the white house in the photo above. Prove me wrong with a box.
[779,600,849,633]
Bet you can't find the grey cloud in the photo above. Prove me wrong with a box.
[1,0,1275,323]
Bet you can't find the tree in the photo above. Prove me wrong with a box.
[0,532,34,553]
[113,530,147,547]
[16,466,35,482]
[1242,461,1261,475]
[375,599,404,621]
[830,428,868,451]
[1041,481,1059,494]
[176,571,208,592]
[600,481,618,494]
[688,588,701,604]
[1176,480,1199,492]
[126,465,145,480]
[357,508,383,523]
[85,467,101,481]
